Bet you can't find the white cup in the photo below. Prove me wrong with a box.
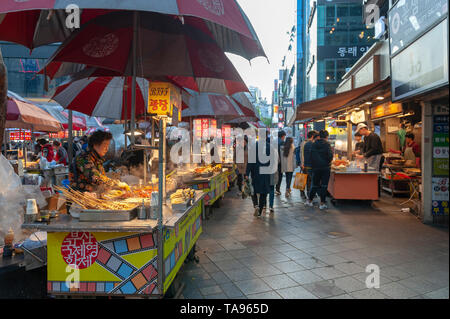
[26,199,38,215]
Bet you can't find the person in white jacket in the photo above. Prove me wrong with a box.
[281,137,296,198]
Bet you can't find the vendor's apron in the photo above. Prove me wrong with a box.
[404,146,416,163]
[367,154,383,171]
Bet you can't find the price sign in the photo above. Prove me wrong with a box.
[148,82,181,120]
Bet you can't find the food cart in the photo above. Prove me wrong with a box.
[21,117,207,298]
[328,157,380,203]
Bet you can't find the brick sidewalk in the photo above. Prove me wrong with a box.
[177,184,449,299]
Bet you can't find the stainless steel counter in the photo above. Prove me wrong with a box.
[332,170,380,175]
[22,191,206,233]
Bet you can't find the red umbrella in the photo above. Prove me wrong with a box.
[0,9,114,49]
[41,12,249,84]
[0,1,265,61]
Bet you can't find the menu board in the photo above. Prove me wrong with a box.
[432,113,449,215]
[371,103,402,119]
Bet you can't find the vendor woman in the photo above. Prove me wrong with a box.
[70,131,129,193]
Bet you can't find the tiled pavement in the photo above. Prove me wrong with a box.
[177,183,449,299]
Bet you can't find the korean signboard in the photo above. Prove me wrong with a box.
[317,45,371,60]
[9,130,31,141]
[193,119,217,139]
[148,82,181,120]
[391,18,449,101]
[433,114,449,177]
[389,0,448,55]
[371,103,402,119]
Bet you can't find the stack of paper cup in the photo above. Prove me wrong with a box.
[25,199,38,223]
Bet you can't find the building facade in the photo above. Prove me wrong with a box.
[297,0,378,104]
[0,42,64,98]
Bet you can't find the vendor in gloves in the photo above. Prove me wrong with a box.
[355,123,384,170]
[70,130,129,193]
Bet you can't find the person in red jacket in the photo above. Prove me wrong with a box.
[53,140,68,165]
[37,139,54,162]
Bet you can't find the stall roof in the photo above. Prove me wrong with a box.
[294,78,390,122]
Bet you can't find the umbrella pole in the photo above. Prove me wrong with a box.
[124,79,128,149]
[68,110,73,164]
[130,12,138,145]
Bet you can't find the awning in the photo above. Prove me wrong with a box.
[294,78,390,122]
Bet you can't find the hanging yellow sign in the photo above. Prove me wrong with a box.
[148,82,181,121]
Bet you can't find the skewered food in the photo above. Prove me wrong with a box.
[54,186,137,211]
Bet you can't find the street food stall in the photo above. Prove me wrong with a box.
[21,116,207,298]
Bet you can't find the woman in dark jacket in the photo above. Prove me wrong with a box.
[245,140,272,217]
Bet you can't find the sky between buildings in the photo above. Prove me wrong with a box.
[227,0,297,102]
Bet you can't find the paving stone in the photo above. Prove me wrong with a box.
[311,266,347,280]
[350,289,390,299]
[235,279,272,295]
[271,243,299,253]
[294,257,327,269]
[247,291,282,299]
[200,285,223,296]
[334,262,365,275]
[260,252,292,263]
[287,270,323,285]
[261,274,299,290]
[220,282,244,298]
[206,251,235,262]
[236,256,271,268]
[282,250,311,260]
[379,266,412,281]
[397,277,445,295]
[248,264,283,277]
[224,268,258,282]
[182,288,204,299]
[228,249,257,259]
[273,261,306,273]
[210,271,232,284]
[207,293,228,299]
[378,282,420,299]
[327,294,355,299]
[193,279,218,289]
[424,287,449,299]
[333,276,367,293]
[276,286,318,299]
[303,280,347,298]
[216,259,245,272]
[201,262,220,274]
[317,254,349,266]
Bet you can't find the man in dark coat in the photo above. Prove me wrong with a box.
[245,139,272,217]
[306,130,333,210]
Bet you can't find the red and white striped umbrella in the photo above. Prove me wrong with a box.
[52,76,148,120]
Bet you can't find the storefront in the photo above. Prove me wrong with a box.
[388,0,449,225]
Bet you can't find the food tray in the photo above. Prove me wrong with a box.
[79,206,138,222]
[171,201,191,211]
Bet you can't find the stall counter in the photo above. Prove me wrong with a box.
[21,191,206,298]
[328,170,380,201]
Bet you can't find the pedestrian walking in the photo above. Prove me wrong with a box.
[306,130,333,210]
[245,139,272,217]
[301,130,319,200]
[275,130,286,195]
[281,136,296,198]
[236,137,248,196]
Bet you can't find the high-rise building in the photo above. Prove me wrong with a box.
[296,0,378,104]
